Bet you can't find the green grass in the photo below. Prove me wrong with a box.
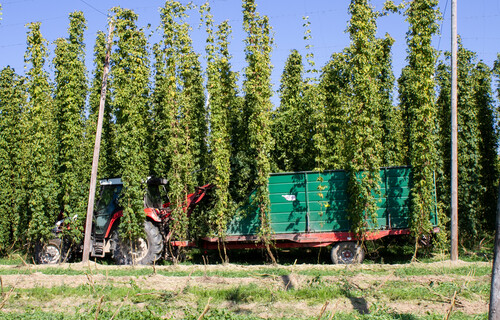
[0,255,25,265]
[0,260,490,319]
[0,261,490,280]
[394,265,491,277]
[378,279,489,302]
[187,280,348,304]
[7,283,174,307]
[188,283,274,303]
[6,274,486,308]
[0,308,487,320]
[295,267,393,277]
[0,305,169,320]
[0,265,292,278]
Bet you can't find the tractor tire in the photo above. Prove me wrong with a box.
[111,220,163,265]
[34,238,71,264]
[330,242,364,264]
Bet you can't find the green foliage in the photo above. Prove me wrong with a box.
[272,50,315,171]
[433,60,450,216]
[87,30,116,178]
[494,54,500,101]
[436,43,498,245]
[160,2,208,189]
[317,52,349,170]
[151,40,173,179]
[111,8,151,240]
[273,50,303,171]
[155,0,189,242]
[200,3,238,254]
[398,0,440,241]
[475,61,499,230]
[155,1,205,242]
[24,22,59,242]
[179,34,207,189]
[376,35,403,166]
[271,18,316,172]
[229,4,258,206]
[0,67,27,252]
[437,44,481,243]
[228,95,249,206]
[53,11,88,243]
[241,0,275,256]
[344,0,383,235]
[0,0,495,257]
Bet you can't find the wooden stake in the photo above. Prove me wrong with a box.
[444,290,457,320]
[0,276,20,310]
[197,297,212,320]
[82,19,115,263]
[94,295,104,320]
[450,0,459,262]
[489,183,500,319]
[317,301,329,320]
[328,300,339,320]
[110,294,128,320]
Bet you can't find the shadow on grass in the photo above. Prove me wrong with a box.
[348,296,369,315]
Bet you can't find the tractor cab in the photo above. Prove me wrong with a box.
[143,177,169,209]
[94,177,170,237]
[94,178,123,236]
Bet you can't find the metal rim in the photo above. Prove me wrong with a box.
[42,244,61,264]
[339,247,355,264]
[126,238,148,262]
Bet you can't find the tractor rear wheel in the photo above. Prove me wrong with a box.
[330,242,364,264]
[112,220,163,265]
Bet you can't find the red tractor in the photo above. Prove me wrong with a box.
[34,177,213,265]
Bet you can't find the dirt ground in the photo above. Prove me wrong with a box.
[0,260,491,318]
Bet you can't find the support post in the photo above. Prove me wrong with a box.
[489,183,500,319]
[82,20,114,263]
[450,0,458,262]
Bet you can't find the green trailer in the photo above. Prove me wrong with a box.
[200,166,439,264]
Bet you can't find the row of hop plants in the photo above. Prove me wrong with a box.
[0,0,498,259]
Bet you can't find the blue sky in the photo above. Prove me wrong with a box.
[0,0,499,107]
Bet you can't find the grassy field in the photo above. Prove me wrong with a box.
[0,255,491,320]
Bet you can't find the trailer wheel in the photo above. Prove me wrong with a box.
[112,221,164,265]
[34,239,71,264]
[330,242,364,264]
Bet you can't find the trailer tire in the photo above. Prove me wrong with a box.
[112,221,163,265]
[34,238,71,264]
[330,242,364,264]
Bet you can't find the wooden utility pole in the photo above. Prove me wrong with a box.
[450,0,458,262]
[82,20,114,263]
[489,184,500,319]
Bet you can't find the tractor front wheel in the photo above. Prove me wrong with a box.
[330,242,364,264]
[34,239,71,264]
[111,220,163,265]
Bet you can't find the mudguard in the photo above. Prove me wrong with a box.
[144,208,162,222]
[185,183,215,216]
[104,210,123,238]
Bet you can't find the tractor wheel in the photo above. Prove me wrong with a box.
[330,242,364,264]
[112,221,163,265]
[34,239,71,264]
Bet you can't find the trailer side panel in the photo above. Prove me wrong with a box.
[226,167,437,237]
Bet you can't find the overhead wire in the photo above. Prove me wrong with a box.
[437,0,449,53]
[79,0,107,17]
